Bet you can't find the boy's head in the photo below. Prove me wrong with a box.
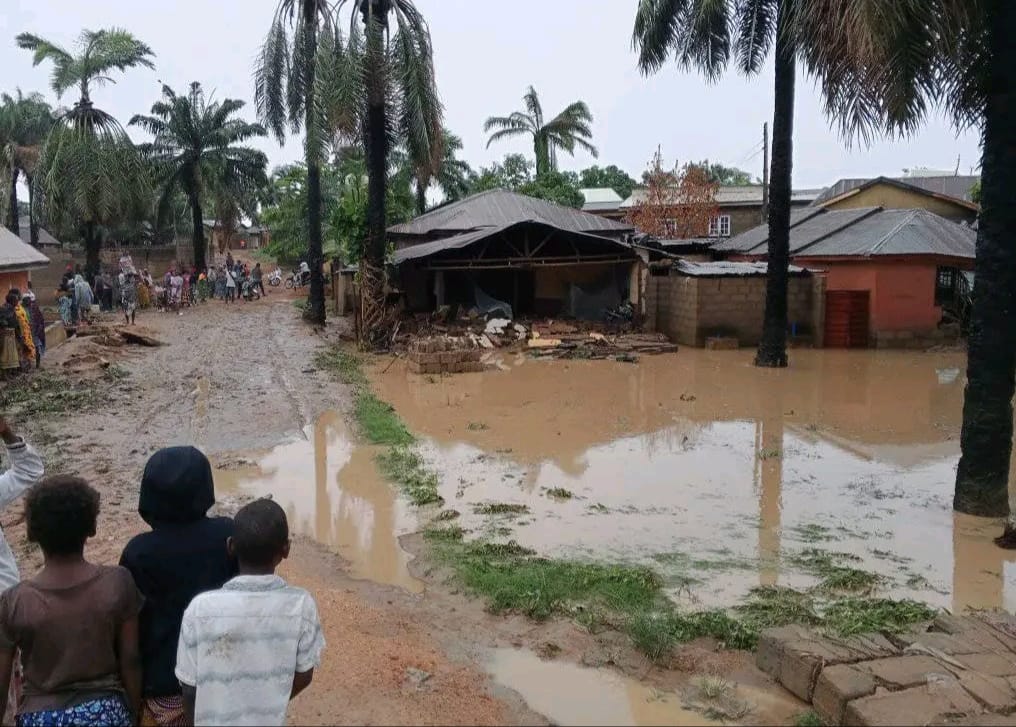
[26,476,100,556]
[139,446,215,527]
[229,498,290,571]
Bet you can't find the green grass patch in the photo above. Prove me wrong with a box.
[424,525,465,542]
[313,348,368,386]
[758,447,781,460]
[474,502,530,516]
[545,487,574,500]
[377,446,442,506]
[355,389,413,445]
[795,711,824,727]
[0,373,108,416]
[821,597,936,636]
[787,548,881,594]
[788,523,838,543]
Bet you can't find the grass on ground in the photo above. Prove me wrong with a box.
[0,372,110,417]
[377,446,442,506]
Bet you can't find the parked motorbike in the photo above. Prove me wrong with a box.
[267,268,283,287]
[241,278,261,301]
[285,269,310,289]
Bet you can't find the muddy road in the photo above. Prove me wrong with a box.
[6,297,803,726]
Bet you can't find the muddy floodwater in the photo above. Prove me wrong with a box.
[214,411,423,593]
[372,349,1016,611]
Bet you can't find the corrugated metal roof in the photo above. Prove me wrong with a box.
[711,206,826,252]
[620,185,820,209]
[393,220,633,265]
[718,207,975,259]
[388,189,634,237]
[0,227,50,271]
[580,188,623,206]
[812,175,980,205]
[17,223,61,247]
[672,260,809,277]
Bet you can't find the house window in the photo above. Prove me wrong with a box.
[708,215,731,238]
[935,266,958,306]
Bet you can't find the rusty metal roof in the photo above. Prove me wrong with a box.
[716,207,976,259]
[388,189,635,237]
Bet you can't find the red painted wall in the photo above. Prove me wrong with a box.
[0,271,30,296]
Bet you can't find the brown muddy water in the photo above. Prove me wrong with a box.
[370,348,1016,612]
[213,410,423,593]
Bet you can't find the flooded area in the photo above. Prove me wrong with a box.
[486,648,800,726]
[213,411,423,593]
[371,349,1016,611]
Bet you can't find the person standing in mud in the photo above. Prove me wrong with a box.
[120,272,139,326]
[252,263,265,298]
[120,447,237,726]
[21,292,44,368]
[224,266,237,304]
[6,292,34,371]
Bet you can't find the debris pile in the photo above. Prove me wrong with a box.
[527,331,677,361]
[408,336,484,375]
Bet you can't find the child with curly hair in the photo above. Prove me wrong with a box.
[0,477,142,727]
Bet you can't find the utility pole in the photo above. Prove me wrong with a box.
[761,122,770,224]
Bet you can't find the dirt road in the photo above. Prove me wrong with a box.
[4,295,799,726]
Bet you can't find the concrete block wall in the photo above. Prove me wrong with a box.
[408,336,484,375]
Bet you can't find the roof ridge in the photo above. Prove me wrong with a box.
[866,208,920,256]
[790,206,884,256]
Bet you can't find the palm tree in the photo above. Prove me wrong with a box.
[792,1,1014,535]
[633,0,795,368]
[130,82,268,271]
[0,90,53,241]
[16,29,154,276]
[255,0,335,325]
[412,131,471,214]
[484,87,598,176]
[326,0,443,348]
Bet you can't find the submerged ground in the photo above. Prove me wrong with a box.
[7,296,1011,726]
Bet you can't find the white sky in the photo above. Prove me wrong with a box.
[3,0,983,190]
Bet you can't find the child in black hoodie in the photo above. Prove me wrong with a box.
[119,447,236,725]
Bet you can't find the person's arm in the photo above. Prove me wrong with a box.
[0,417,44,510]
[116,616,143,724]
[181,684,196,725]
[290,669,313,700]
[0,645,14,720]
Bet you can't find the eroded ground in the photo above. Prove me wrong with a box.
[3,298,810,726]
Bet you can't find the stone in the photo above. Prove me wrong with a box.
[813,664,877,725]
[899,632,983,656]
[959,672,1016,713]
[957,653,1016,678]
[757,625,815,678]
[930,715,1016,726]
[844,681,982,727]
[859,655,958,688]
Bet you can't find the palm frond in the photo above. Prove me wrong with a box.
[82,28,156,82]
[633,0,693,73]
[523,86,544,128]
[733,0,776,74]
[254,18,292,143]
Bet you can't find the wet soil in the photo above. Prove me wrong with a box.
[5,298,804,726]
[370,350,1016,613]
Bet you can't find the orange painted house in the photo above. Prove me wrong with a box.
[0,226,50,295]
[713,206,976,348]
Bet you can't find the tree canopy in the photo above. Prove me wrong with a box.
[469,153,584,208]
[686,160,755,186]
[577,165,637,200]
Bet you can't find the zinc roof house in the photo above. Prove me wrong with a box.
[716,207,976,348]
[389,189,639,320]
[579,187,625,218]
[812,175,979,223]
[0,226,51,294]
[17,222,62,247]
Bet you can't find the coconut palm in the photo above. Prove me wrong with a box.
[633,0,796,368]
[323,0,443,347]
[16,28,154,276]
[791,1,1013,533]
[255,0,336,325]
[484,87,598,176]
[130,82,268,271]
[413,131,471,214]
[0,90,53,241]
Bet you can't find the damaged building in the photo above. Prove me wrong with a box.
[389,190,639,321]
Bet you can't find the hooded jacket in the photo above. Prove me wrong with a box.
[120,447,237,697]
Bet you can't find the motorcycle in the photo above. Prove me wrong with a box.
[267,268,283,287]
[285,269,310,289]
[241,278,261,301]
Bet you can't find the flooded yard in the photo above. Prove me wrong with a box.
[367,348,1016,612]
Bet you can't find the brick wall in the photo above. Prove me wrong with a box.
[29,245,188,304]
[646,273,820,347]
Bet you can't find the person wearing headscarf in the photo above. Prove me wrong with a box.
[7,292,34,370]
[119,448,236,726]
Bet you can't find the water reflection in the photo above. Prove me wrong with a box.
[374,349,1016,610]
[214,411,422,593]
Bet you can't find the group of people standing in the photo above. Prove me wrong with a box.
[0,423,324,727]
[0,290,45,373]
[209,253,265,304]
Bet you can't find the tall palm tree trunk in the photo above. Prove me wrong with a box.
[415,181,427,217]
[755,0,795,369]
[956,0,1016,529]
[84,221,101,280]
[189,189,207,271]
[27,176,38,246]
[303,0,326,326]
[6,168,19,236]
[361,10,388,348]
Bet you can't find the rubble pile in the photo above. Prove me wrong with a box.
[407,336,484,375]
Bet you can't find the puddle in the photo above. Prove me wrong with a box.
[487,648,798,726]
[372,349,1016,611]
[214,410,423,593]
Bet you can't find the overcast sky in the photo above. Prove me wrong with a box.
[4,0,983,191]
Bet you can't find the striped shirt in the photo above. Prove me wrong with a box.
[175,575,325,726]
